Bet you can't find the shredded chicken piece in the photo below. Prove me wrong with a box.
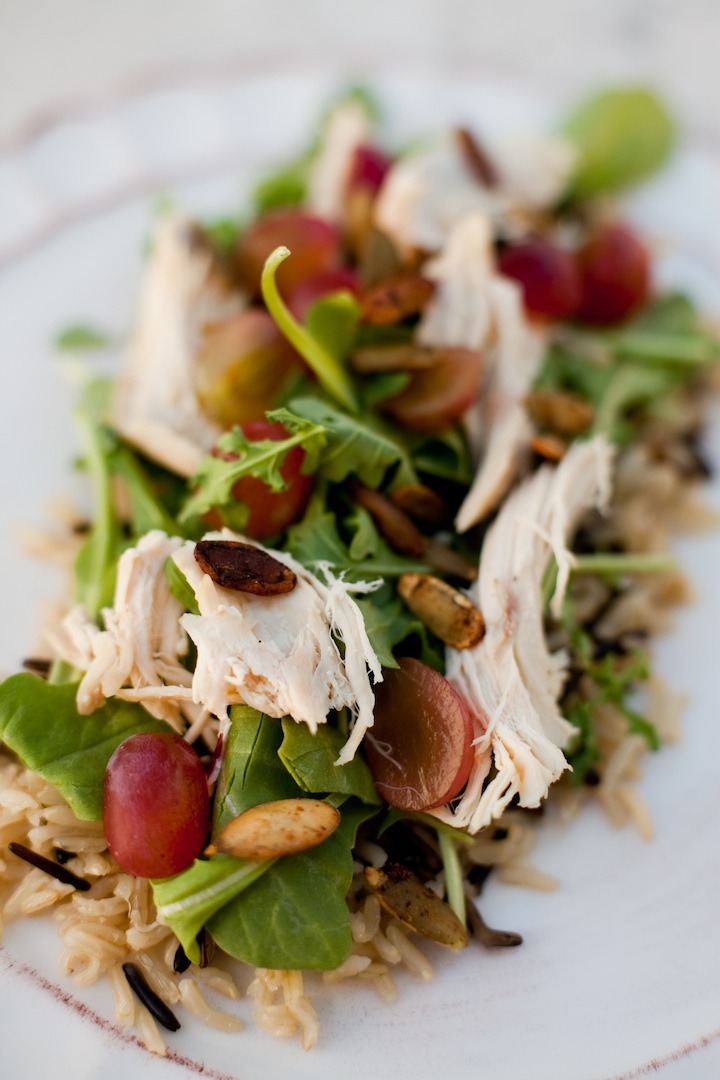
[418,213,495,350]
[491,134,577,209]
[114,215,244,477]
[172,533,382,762]
[306,99,374,224]
[455,277,547,531]
[48,531,203,731]
[436,436,614,833]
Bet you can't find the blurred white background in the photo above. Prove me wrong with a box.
[1,0,719,141]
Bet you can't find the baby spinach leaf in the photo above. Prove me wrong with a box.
[179,417,326,525]
[207,800,374,970]
[305,292,360,368]
[279,719,380,805]
[261,247,359,412]
[0,675,169,819]
[213,706,299,828]
[152,855,274,963]
[286,395,418,489]
[561,86,674,200]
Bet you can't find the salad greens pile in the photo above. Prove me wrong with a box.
[2,82,718,978]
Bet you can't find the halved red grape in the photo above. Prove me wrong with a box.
[228,419,313,539]
[365,657,475,811]
[235,210,340,296]
[195,309,303,427]
[103,733,209,879]
[577,222,650,324]
[286,268,360,322]
[498,240,582,320]
[383,348,483,432]
[347,144,392,194]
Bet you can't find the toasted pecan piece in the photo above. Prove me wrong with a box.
[531,433,568,462]
[455,127,498,187]
[398,573,485,649]
[194,540,296,595]
[389,484,452,528]
[361,273,435,326]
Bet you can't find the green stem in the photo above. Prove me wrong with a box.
[573,552,676,576]
[437,831,466,924]
[261,246,359,413]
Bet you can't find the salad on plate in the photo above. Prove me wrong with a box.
[0,83,718,1055]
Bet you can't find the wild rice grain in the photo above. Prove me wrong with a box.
[7,842,90,890]
[122,962,181,1032]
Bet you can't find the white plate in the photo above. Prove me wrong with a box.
[1,68,719,1080]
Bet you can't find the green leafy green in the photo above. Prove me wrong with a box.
[261,247,359,412]
[73,414,125,619]
[110,442,182,538]
[286,395,418,489]
[55,325,112,351]
[253,161,309,214]
[208,706,376,970]
[152,855,274,964]
[561,87,675,200]
[208,800,373,970]
[279,719,380,805]
[403,427,472,484]
[305,292,361,367]
[201,216,243,256]
[164,558,200,615]
[0,675,169,819]
[179,416,326,526]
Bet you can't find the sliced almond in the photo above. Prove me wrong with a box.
[389,484,452,528]
[194,540,296,595]
[531,433,568,463]
[350,343,439,374]
[207,799,340,860]
[351,482,426,560]
[361,273,435,326]
[365,863,469,951]
[398,573,485,649]
[525,388,594,437]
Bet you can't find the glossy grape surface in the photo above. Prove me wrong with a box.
[287,268,360,322]
[103,733,209,879]
[235,210,340,296]
[347,144,392,194]
[365,657,475,811]
[498,240,582,319]
[577,222,651,324]
[383,348,483,432]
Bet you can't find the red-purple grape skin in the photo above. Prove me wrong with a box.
[365,657,475,811]
[577,223,651,324]
[228,420,313,538]
[498,240,582,320]
[347,144,392,194]
[103,733,209,879]
[286,268,360,322]
[235,210,340,297]
[383,348,484,433]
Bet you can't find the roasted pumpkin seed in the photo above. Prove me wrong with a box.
[365,863,469,950]
[206,799,340,860]
[398,573,485,649]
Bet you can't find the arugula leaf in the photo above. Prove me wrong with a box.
[0,675,169,819]
[403,427,472,484]
[286,395,418,489]
[55,325,112,351]
[73,413,125,619]
[562,87,675,200]
[261,247,359,412]
[360,371,412,409]
[208,799,373,970]
[286,494,427,580]
[179,417,326,525]
[152,855,274,964]
[279,719,380,805]
[355,586,444,671]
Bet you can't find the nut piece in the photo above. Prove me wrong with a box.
[531,433,568,463]
[398,573,485,649]
[351,482,426,560]
[525,388,594,437]
[350,344,439,374]
[423,539,478,583]
[194,540,296,595]
[365,863,469,951]
[361,273,435,326]
[207,799,340,860]
[390,484,452,528]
